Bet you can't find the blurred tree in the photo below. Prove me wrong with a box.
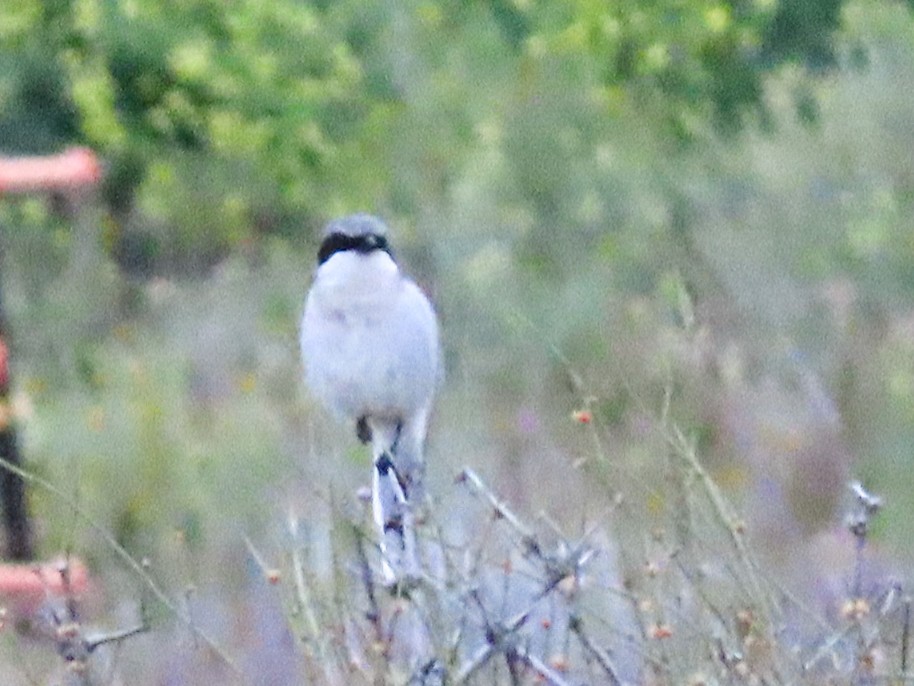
[0,0,872,274]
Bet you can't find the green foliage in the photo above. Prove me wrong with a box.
[0,0,865,268]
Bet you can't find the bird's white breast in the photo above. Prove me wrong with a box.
[300,250,439,423]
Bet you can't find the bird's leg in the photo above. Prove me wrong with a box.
[371,426,421,588]
[388,420,412,496]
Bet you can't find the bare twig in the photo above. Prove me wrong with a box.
[40,561,149,686]
[569,615,624,686]
[454,599,536,683]
[903,596,911,676]
[846,481,883,599]
[513,645,572,686]
[353,522,384,643]
[280,513,323,649]
[457,469,541,559]
[666,424,776,619]
[0,454,239,674]
[803,622,857,673]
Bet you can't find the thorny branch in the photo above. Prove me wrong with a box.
[569,615,624,686]
[0,454,240,675]
[40,559,148,686]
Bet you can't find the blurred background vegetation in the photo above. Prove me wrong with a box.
[3,0,914,681]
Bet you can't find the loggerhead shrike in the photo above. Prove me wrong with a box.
[300,214,440,585]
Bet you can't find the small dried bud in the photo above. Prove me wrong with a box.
[859,646,884,673]
[67,660,89,674]
[548,654,570,672]
[87,405,105,432]
[649,623,673,639]
[841,597,870,621]
[557,574,578,596]
[57,622,80,640]
[237,372,257,393]
[571,409,593,424]
[735,609,754,639]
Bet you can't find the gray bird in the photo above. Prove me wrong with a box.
[300,214,440,585]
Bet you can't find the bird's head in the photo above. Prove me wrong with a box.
[317,214,392,265]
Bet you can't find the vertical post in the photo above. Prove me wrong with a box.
[0,147,102,561]
[0,293,31,560]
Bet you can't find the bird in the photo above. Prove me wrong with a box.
[300,214,440,585]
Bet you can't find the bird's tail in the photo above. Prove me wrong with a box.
[369,418,425,586]
[391,409,429,504]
